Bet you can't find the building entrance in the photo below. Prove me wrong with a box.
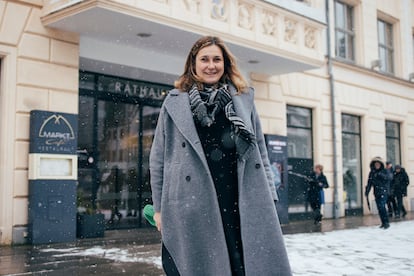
[77,72,170,229]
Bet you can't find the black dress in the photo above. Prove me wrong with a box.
[195,108,245,276]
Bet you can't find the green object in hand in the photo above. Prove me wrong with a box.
[143,204,156,226]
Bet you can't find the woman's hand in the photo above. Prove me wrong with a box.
[154,212,162,232]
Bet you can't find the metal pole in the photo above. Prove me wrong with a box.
[326,0,340,218]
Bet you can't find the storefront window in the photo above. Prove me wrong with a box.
[287,106,312,158]
[287,105,313,217]
[385,120,401,165]
[341,114,362,215]
[78,71,170,230]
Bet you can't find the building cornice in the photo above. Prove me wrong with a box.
[333,59,414,89]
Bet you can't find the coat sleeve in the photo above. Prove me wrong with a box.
[365,171,373,196]
[252,101,278,201]
[149,104,167,213]
[404,170,410,186]
[321,174,329,188]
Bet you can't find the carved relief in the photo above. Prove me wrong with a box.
[183,0,200,13]
[284,18,297,44]
[304,26,316,49]
[211,0,228,21]
[238,2,254,30]
[261,11,277,36]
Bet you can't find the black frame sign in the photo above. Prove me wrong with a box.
[30,110,78,155]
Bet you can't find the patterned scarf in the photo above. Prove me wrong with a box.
[188,83,256,159]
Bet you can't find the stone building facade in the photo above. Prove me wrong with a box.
[0,0,413,244]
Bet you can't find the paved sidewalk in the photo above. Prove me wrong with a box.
[1,212,412,276]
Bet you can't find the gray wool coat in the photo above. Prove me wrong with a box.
[150,85,292,276]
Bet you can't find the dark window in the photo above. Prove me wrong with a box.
[378,19,394,73]
[77,71,170,230]
[287,106,313,217]
[341,114,363,215]
[287,106,313,158]
[334,1,355,61]
[385,120,401,165]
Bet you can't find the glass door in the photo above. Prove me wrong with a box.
[342,114,363,215]
[78,96,161,229]
[95,100,141,228]
[78,72,168,229]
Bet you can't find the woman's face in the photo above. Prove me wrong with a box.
[195,45,224,85]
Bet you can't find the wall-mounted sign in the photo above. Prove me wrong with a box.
[97,76,168,101]
[30,110,78,155]
[28,110,78,244]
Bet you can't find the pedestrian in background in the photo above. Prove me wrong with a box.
[150,36,291,276]
[392,165,409,218]
[385,161,397,217]
[365,157,390,229]
[307,164,329,224]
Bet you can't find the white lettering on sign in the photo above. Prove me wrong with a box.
[38,115,75,147]
[111,81,167,100]
[41,132,71,139]
[268,140,287,146]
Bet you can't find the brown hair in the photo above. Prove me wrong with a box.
[315,164,324,172]
[174,36,248,93]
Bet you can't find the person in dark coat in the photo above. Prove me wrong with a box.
[307,164,329,224]
[385,161,397,217]
[365,156,390,229]
[150,36,291,276]
[392,165,409,218]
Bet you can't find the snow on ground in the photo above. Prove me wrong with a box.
[41,244,163,269]
[41,220,414,275]
[285,220,414,276]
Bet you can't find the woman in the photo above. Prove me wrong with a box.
[392,165,409,218]
[365,156,390,229]
[307,164,329,224]
[150,36,291,276]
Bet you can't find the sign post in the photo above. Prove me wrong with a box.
[28,110,78,244]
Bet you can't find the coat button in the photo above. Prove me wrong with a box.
[185,175,191,182]
[255,163,261,169]
[182,142,186,148]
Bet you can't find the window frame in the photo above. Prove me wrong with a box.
[334,0,355,61]
[377,19,394,74]
[286,105,313,159]
[385,120,401,165]
[341,113,363,215]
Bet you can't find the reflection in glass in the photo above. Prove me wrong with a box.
[377,19,394,73]
[334,1,354,61]
[78,98,161,229]
[287,128,312,158]
[341,114,362,214]
[287,105,311,128]
[287,105,313,215]
[335,1,344,28]
[385,120,401,166]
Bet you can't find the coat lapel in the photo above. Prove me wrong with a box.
[164,90,209,169]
